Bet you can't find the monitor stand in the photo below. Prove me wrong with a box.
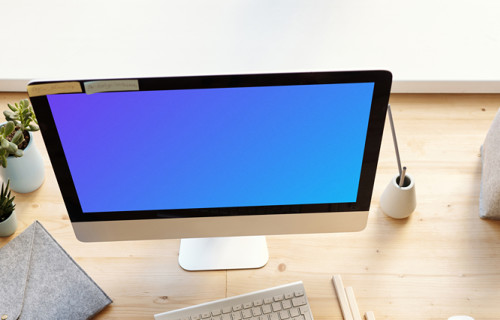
[178,236,269,271]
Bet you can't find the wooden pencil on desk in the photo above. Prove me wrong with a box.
[345,286,362,320]
[332,275,353,320]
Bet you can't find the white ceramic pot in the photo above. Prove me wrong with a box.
[380,173,417,219]
[0,131,45,193]
[0,210,17,237]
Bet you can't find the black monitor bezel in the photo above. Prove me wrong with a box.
[29,70,392,222]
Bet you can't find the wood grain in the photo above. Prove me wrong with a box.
[1,93,500,319]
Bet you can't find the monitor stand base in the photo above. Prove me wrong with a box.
[178,236,269,271]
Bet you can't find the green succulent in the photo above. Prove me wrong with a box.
[0,121,24,168]
[4,99,39,132]
[0,99,39,168]
[0,180,15,222]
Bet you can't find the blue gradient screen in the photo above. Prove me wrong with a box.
[47,83,374,213]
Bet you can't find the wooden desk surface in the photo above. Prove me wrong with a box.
[1,92,499,319]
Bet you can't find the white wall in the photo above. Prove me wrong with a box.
[1,0,500,92]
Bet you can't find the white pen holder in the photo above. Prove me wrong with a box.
[380,173,416,219]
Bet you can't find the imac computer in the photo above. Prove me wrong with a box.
[28,70,392,271]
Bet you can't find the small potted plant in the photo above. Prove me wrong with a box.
[0,180,17,237]
[0,99,45,193]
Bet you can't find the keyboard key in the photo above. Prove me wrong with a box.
[291,297,306,307]
[294,291,304,297]
[233,305,243,312]
[289,309,300,317]
[281,300,292,310]
[271,302,282,312]
[258,316,268,320]
[264,298,273,304]
[299,306,308,314]
[253,300,263,307]
[222,314,231,320]
[292,316,304,320]
[284,293,294,299]
[242,310,252,319]
[202,312,211,319]
[192,315,201,320]
[243,302,253,309]
[279,311,290,320]
[252,307,262,316]
[269,314,279,320]
[273,295,284,302]
[222,307,232,314]
[262,305,272,314]
[212,316,222,320]
[232,312,242,320]
[212,310,222,316]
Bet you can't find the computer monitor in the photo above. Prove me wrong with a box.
[28,70,392,271]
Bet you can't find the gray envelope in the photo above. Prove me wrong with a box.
[480,108,500,220]
[0,221,112,319]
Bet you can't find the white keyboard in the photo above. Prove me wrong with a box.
[154,282,314,320]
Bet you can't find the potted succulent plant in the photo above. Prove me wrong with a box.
[0,180,17,237]
[0,99,45,193]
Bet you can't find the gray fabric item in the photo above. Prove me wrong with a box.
[0,221,112,319]
[480,108,500,220]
